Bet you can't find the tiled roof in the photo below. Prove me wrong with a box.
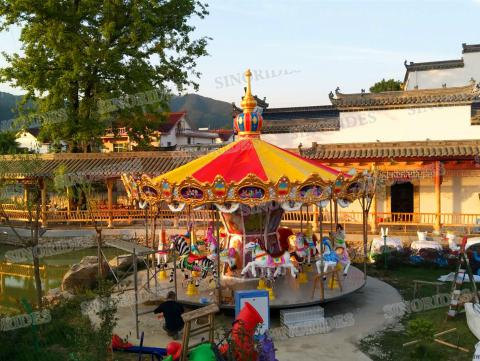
[302,139,480,161]
[462,43,480,54]
[329,83,479,110]
[158,112,186,133]
[260,105,339,133]
[404,59,464,72]
[262,118,339,133]
[0,151,195,179]
[214,129,234,142]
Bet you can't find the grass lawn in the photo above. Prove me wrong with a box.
[359,264,478,361]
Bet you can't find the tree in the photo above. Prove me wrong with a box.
[369,78,403,93]
[0,154,45,307]
[0,0,210,152]
[0,131,21,154]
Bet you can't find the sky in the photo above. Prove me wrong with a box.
[1,0,480,107]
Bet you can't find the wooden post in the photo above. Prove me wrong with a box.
[23,183,29,204]
[66,186,71,222]
[41,179,47,227]
[106,178,114,228]
[434,161,442,232]
[368,193,377,234]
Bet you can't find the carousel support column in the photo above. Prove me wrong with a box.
[334,199,338,227]
[106,178,114,229]
[313,204,319,232]
[215,209,222,305]
[368,194,377,234]
[434,161,442,232]
[41,178,47,227]
[329,199,334,234]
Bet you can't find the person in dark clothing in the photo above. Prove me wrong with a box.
[154,291,184,339]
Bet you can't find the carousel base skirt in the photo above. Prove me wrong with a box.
[162,266,366,309]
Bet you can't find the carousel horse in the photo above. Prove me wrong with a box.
[220,247,237,273]
[335,246,351,276]
[291,231,317,264]
[169,234,217,287]
[241,241,298,279]
[205,223,218,260]
[315,237,340,277]
[156,236,169,270]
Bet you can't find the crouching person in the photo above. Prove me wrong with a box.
[154,291,184,340]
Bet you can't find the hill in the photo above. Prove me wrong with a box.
[169,93,232,129]
[0,92,233,130]
[0,92,22,121]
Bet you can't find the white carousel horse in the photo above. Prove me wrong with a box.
[315,237,340,276]
[241,241,298,279]
[291,232,316,264]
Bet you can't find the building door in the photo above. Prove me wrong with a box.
[390,182,414,221]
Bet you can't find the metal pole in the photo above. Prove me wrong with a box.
[133,248,139,339]
[173,245,178,300]
[215,208,222,304]
[329,199,333,233]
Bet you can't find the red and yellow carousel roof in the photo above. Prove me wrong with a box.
[124,70,372,206]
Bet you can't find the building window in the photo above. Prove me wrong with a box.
[187,137,192,145]
[113,143,128,152]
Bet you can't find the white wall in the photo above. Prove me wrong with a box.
[420,175,480,214]
[405,52,480,90]
[261,105,478,148]
[16,132,49,154]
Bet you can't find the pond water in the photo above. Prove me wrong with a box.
[0,244,125,314]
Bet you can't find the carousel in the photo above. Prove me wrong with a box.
[122,70,376,309]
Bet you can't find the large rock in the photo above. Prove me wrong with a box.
[61,256,102,294]
[43,287,74,305]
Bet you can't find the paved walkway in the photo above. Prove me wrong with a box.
[109,275,401,361]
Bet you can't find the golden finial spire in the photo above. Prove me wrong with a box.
[240,69,257,113]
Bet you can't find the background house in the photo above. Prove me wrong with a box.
[101,112,219,152]
[16,128,49,153]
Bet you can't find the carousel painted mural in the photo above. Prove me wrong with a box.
[122,70,377,308]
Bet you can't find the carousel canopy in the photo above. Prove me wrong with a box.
[124,70,373,207]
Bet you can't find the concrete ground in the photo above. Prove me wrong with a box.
[106,275,401,361]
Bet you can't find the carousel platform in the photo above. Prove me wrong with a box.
[162,266,366,309]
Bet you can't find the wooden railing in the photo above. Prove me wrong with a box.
[1,204,479,232]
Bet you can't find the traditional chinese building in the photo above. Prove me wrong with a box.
[232,44,480,232]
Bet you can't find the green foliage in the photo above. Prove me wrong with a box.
[0,0,210,152]
[0,131,21,154]
[406,318,435,359]
[406,318,435,343]
[369,78,403,93]
[0,283,117,361]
